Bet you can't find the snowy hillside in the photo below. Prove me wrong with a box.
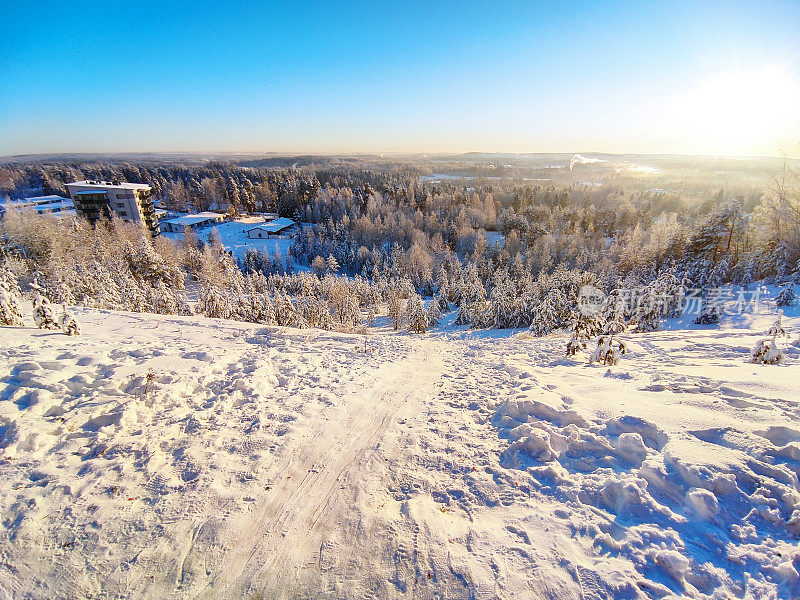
[1,308,799,599]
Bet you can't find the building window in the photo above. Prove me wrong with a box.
[119,211,128,217]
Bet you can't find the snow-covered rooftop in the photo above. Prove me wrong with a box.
[161,211,225,226]
[66,180,151,191]
[22,195,71,204]
[247,217,296,233]
[1,196,74,212]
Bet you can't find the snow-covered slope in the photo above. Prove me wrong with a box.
[1,309,799,599]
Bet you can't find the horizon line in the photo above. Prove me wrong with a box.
[2,150,799,162]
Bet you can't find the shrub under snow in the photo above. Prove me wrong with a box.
[57,304,81,336]
[590,335,626,365]
[752,310,787,364]
[32,292,59,330]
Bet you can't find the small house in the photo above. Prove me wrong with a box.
[246,217,296,239]
[160,211,225,234]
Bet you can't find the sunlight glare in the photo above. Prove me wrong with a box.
[669,66,800,155]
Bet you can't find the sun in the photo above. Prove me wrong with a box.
[667,66,800,155]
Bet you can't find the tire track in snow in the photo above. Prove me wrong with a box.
[198,340,446,599]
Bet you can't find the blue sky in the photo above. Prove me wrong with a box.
[2,0,800,155]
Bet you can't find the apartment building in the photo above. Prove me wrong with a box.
[65,180,158,234]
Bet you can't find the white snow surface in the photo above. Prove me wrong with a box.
[1,308,799,599]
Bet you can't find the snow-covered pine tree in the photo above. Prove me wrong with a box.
[565,330,584,357]
[32,291,59,330]
[208,227,223,250]
[694,289,722,324]
[0,261,24,326]
[198,285,231,319]
[776,286,796,307]
[565,309,604,356]
[486,269,517,328]
[325,254,340,275]
[58,304,81,336]
[295,295,325,328]
[602,291,628,335]
[454,263,486,326]
[405,291,428,333]
[528,287,566,336]
[366,304,377,327]
[388,288,404,331]
[337,293,360,329]
[426,296,441,327]
[589,335,626,365]
[52,280,74,306]
[311,255,326,276]
[632,285,663,332]
[435,288,450,312]
[273,248,284,275]
[274,293,302,327]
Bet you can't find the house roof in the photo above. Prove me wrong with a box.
[22,195,71,204]
[246,217,295,233]
[2,196,74,212]
[161,212,224,226]
[66,180,151,191]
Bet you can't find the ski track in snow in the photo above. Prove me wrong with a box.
[0,308,799,599]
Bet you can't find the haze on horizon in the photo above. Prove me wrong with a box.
[3,0,800,158]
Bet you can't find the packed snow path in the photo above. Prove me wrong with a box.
[0,308,799,599]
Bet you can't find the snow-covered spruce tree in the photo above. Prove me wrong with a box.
[335,293,360,329]
[751,333,784,363]
[565,329,585,357]
[366,304,377,327]
[405,292,428,333]
[295,295,330,329]
[147,280,193,316]
[631,285,664,332]
[311,255,326,276]
[274,293,303,327]
[50,280,75,306]
[435,269,451,307]
[565,309,604,357]
[694,290,722,325]
[388,288,404,331]
[630,272,684,332]
[484,269,520,328]
[454,263,486,326]
[528,287,567,336]
[776,286,796,307]
[32,291,59,330]
[751,338,784,364]
[198,285,231,319]
[127,238,184,290]
[325,254,340,275]
[426,297,441,328]
[0,261,24,326]
[751,310,787,364]
[602,291,628,335]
